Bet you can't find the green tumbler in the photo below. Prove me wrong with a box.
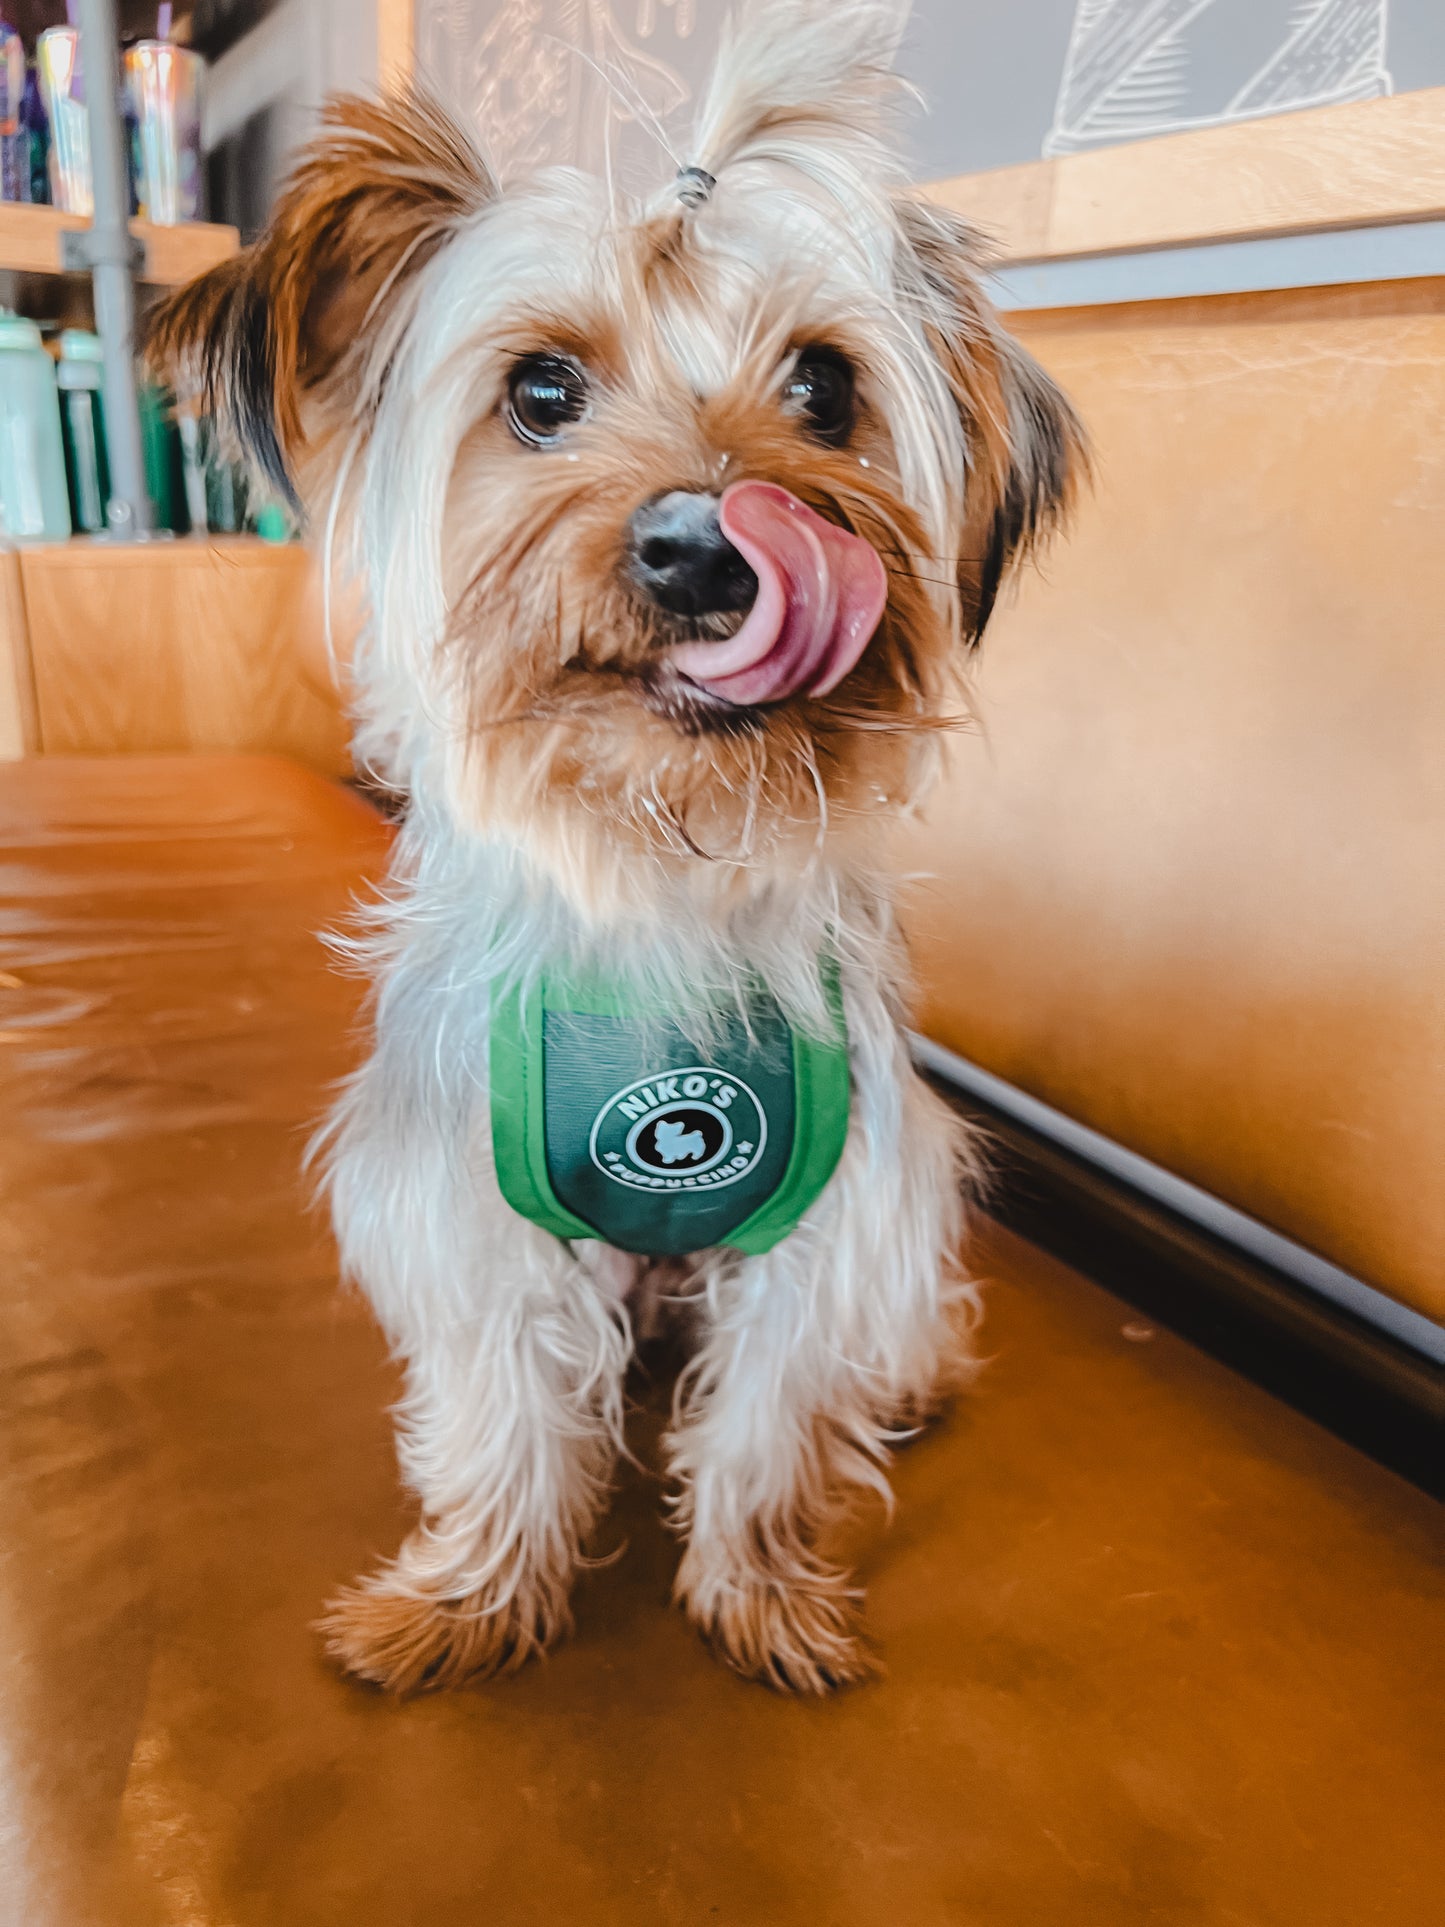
[138,380,190,534]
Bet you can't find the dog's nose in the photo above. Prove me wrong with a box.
[627,491,758,619]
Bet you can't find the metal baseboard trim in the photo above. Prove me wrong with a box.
[911,1035,1445,1369]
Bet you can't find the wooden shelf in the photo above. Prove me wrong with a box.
[0,201,239,285]
[925,86,1445,263]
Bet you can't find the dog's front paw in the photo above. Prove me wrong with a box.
[319,1570,565,1695]
[677,1553,875,1695]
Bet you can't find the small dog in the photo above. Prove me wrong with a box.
[152,0,1080,1695]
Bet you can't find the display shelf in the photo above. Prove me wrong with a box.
[0,200,239,285]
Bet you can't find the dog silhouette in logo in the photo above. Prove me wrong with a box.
[653,1118,707,1166]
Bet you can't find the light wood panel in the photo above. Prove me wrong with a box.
[0,203,239,284]
[929,157,1055,261]
[377,0,415,89]
[0,549,39,759]
[899,277,1445,1320]
[927,87,1445,261]
[18,539,350,776]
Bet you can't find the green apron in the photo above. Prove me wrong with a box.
[489,963,851,1257]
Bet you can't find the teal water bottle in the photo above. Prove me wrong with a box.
[0,311,72,541]
[56,328,110,533]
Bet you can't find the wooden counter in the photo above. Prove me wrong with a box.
[0,539,349,776]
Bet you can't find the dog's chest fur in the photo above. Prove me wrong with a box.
[344,796,914,1246]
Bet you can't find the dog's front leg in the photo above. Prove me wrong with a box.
[668,1065,974,1694]
[321,1126,630,1692]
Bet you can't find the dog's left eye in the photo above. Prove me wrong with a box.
[782,347,857,446]
[508,355,591,445]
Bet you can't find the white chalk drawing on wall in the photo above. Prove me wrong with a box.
[417,0,695,177]
[1045,0,1393,154]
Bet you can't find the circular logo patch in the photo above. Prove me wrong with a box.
[589,1067,767,1193]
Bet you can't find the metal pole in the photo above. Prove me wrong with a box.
[77,0,154,537]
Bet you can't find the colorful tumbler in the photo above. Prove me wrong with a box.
[0,20,29,204]
[22,66,50,205]
[37,16,90,216]
[125,9,204,225]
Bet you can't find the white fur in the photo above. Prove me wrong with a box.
[317,1,992,1691]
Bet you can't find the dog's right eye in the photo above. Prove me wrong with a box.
[507,355,591,445]
[782,346,857,446]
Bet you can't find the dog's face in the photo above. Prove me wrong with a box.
[152,6,1081,913]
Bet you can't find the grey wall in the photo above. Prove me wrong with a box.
[203,0,382,238]
[414,1,1445,182]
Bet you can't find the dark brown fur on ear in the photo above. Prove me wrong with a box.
[896,199,1087,641]
[147,91,494,507]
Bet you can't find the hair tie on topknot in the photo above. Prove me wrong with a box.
[676,166,717,210]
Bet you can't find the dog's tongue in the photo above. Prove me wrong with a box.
[667,481,887,708]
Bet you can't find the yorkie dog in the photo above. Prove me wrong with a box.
[152,0,1080,1694]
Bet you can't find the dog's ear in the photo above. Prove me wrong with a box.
[896,199,1086,642]
[147,91,494,507]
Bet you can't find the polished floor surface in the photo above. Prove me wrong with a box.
[0,755,1440,1927]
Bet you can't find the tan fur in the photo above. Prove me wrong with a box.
[687,1558,878,1694]
[319,1578,563,1694]
[436,306,950,913]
